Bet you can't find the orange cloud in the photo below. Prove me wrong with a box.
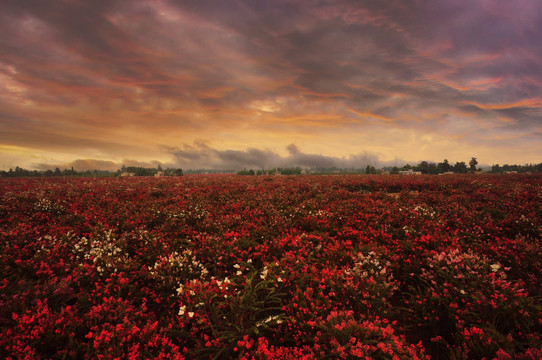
[465,98,542,110]
[346,108,395,123]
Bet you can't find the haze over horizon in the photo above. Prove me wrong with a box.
[1,0,541,171]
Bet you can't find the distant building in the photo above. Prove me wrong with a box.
[438,171,454,175]
[120,172,135,177]
[154,171,164,177]
[399,170,422,175]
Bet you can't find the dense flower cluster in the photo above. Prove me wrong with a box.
[1,174,540,359]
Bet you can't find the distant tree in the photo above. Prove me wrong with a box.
[427,163,439,174]
[417,161,429,174]
[54,167,62,176]
[453,161,468,173]
[491,164,501,173]
[63,167,76,176]
[365,165,377,174]
[438,159,451,173]
[469,157,478,172]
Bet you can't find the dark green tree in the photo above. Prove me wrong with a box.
[417,161,429,174]
[453,162,468,173]
[365,165,377,174]
[469,157,478,172]
[438,159,451,173]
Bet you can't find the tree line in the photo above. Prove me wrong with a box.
[382,158,478,174]
[237,167,304,175]
[0,165,183,178]
[383,158,542,174]
[386,157,542,174]
[2,159,541,178]
[237,158,542,175]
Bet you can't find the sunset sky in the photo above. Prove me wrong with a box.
[1,0,541,171]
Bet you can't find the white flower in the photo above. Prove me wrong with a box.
[490,264,501,272]
[188,311,195,318]
[178,305,186,316]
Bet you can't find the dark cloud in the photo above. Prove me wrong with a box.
[3,0,540,116]
[167,141,279,169]
[35,159,120,172]
[121,159,162,168]
[494,107,542,128]
[34,158,166,171]
[168,142,384,170]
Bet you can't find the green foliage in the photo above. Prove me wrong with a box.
[491,163,542,173]
[454,161,469,173]
[179,265,289,359]
[469,157,478,172]
[0,165,183,178]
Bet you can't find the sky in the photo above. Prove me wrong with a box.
[1,0,541,171]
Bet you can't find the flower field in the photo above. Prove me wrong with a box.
[1,174,541,359]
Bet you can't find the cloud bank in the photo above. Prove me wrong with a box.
[166,142,387,170]
[33,142,392,171]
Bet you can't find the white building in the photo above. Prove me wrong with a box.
[399,170,422,175]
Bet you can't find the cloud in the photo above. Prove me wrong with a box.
[33,158,166,171]
[121,159,162,168]
[167,141,384,170]
[166,141,279,169]
[0,0,541,168]
[34,159,120,172]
